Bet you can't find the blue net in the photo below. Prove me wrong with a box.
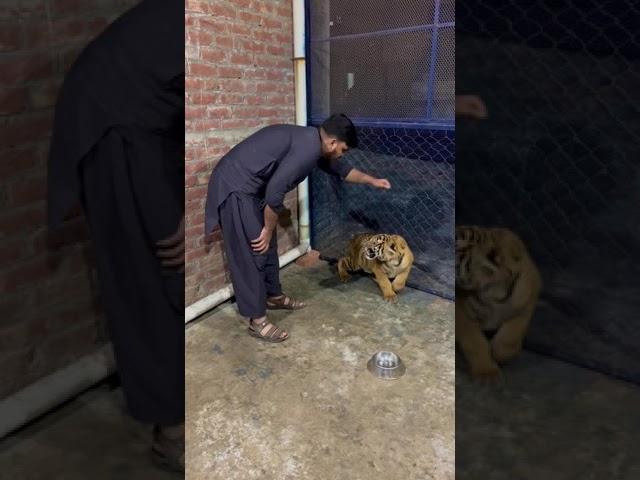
[456,1,640,383]
[307,0,455,299]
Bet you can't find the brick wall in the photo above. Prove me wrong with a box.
[185,0,298,307]
[0,0,139,399]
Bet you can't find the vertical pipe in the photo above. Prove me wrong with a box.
[293,0,310,248]
[426,0,441,120]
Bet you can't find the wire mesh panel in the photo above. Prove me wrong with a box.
[456,2,640,383]
[307,0,455,299]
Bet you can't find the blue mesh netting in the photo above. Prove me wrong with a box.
[456,1,640,383]
[307,0,455,299]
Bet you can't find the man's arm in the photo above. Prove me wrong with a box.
[345,168,391,189]
[252,149,311,254]
[319,157,391,189]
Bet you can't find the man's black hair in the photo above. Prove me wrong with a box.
[321,113,358,148]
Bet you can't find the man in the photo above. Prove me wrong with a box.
[47,0,185,472]
[205,114,391,342]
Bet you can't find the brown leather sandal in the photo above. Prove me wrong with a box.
[248,317,289,343]
[151,425,185,473]
[266,294,306,310]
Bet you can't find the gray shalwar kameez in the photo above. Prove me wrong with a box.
[204,125,353,318]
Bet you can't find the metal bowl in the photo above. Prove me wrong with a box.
[367,351,406,380]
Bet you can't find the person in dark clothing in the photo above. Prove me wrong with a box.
[47,0,185,472]
[205,114,391,342]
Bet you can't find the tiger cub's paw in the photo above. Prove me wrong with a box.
[383,290,398,303]
[337,258,351,283]
[470,361,502,384]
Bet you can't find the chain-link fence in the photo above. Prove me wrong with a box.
[307,0,455,299]
[456,2,640,383]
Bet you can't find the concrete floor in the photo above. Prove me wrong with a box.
[186,262,455,480]
[0,381,181,480]
[456,350,640,480]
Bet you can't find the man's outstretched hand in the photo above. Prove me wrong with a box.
[456,94,488,119]
[156,215,185,273]
[371,178,391,189]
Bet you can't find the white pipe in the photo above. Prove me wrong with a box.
[184,242,310,324]
[0,344,116,439]
[293,0,310,246]
[185,284,234,324]
[184,0,310,323]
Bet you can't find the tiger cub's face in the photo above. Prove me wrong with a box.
[364,234,408,267]
[455,227,520,293]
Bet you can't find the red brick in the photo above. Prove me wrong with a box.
[264,18,283,30]
[187,30,213,46]
[186,186,206,203]
[201,48,225,63]
[0,349,34,399]
[1,204,46,236]
[229,23,251,37]
[185,106,206,120]
[265,69,287,81]
[218,66,243,79]
[85,16,110,35]
[0,144,49,182]
[35,272,96,306]
[37,323,100,368]
[2,256,54,294]
[50,18,88,46]
[0,87,29,115]
[210,3,236,19]
[253,31,272,43]
[239,11,262,25]
[276,5,291,18]
[243,69,267,80]
[60,45,83,72]
[186,0,213,15]
[189,92,219,105]
[22,20,51,49]
[0,23,22,52]
[0,315,49,352]
[0,1,47,20]
[230,52,253,65]
[198,17,228,32]
[186,77,205,91]
[221,118,262,129]
[30,80,62,110]
[191,118,221,132]
[266,44,286,56]
[215,35,233,48]
[0,111,53,148]
[43,302,95,332]
[0,53,55,85]
[232,0,252,8]
[50,0,101,16]
[218,93,245,104]
[8,173,46,205]
[245,94,264,105]
[189,62,217,77]
[34,216,89,251]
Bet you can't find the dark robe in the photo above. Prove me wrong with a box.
[204,124,353,235]
[205,124,353,318]
[47,0,184,425]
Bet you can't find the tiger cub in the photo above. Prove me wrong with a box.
[455,226,542,381]
[337,233,414,302]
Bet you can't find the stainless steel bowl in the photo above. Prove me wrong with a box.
[367,351,406,380]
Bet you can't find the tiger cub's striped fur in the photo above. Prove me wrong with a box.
[338,233,414,302]
[456,226,541,381]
